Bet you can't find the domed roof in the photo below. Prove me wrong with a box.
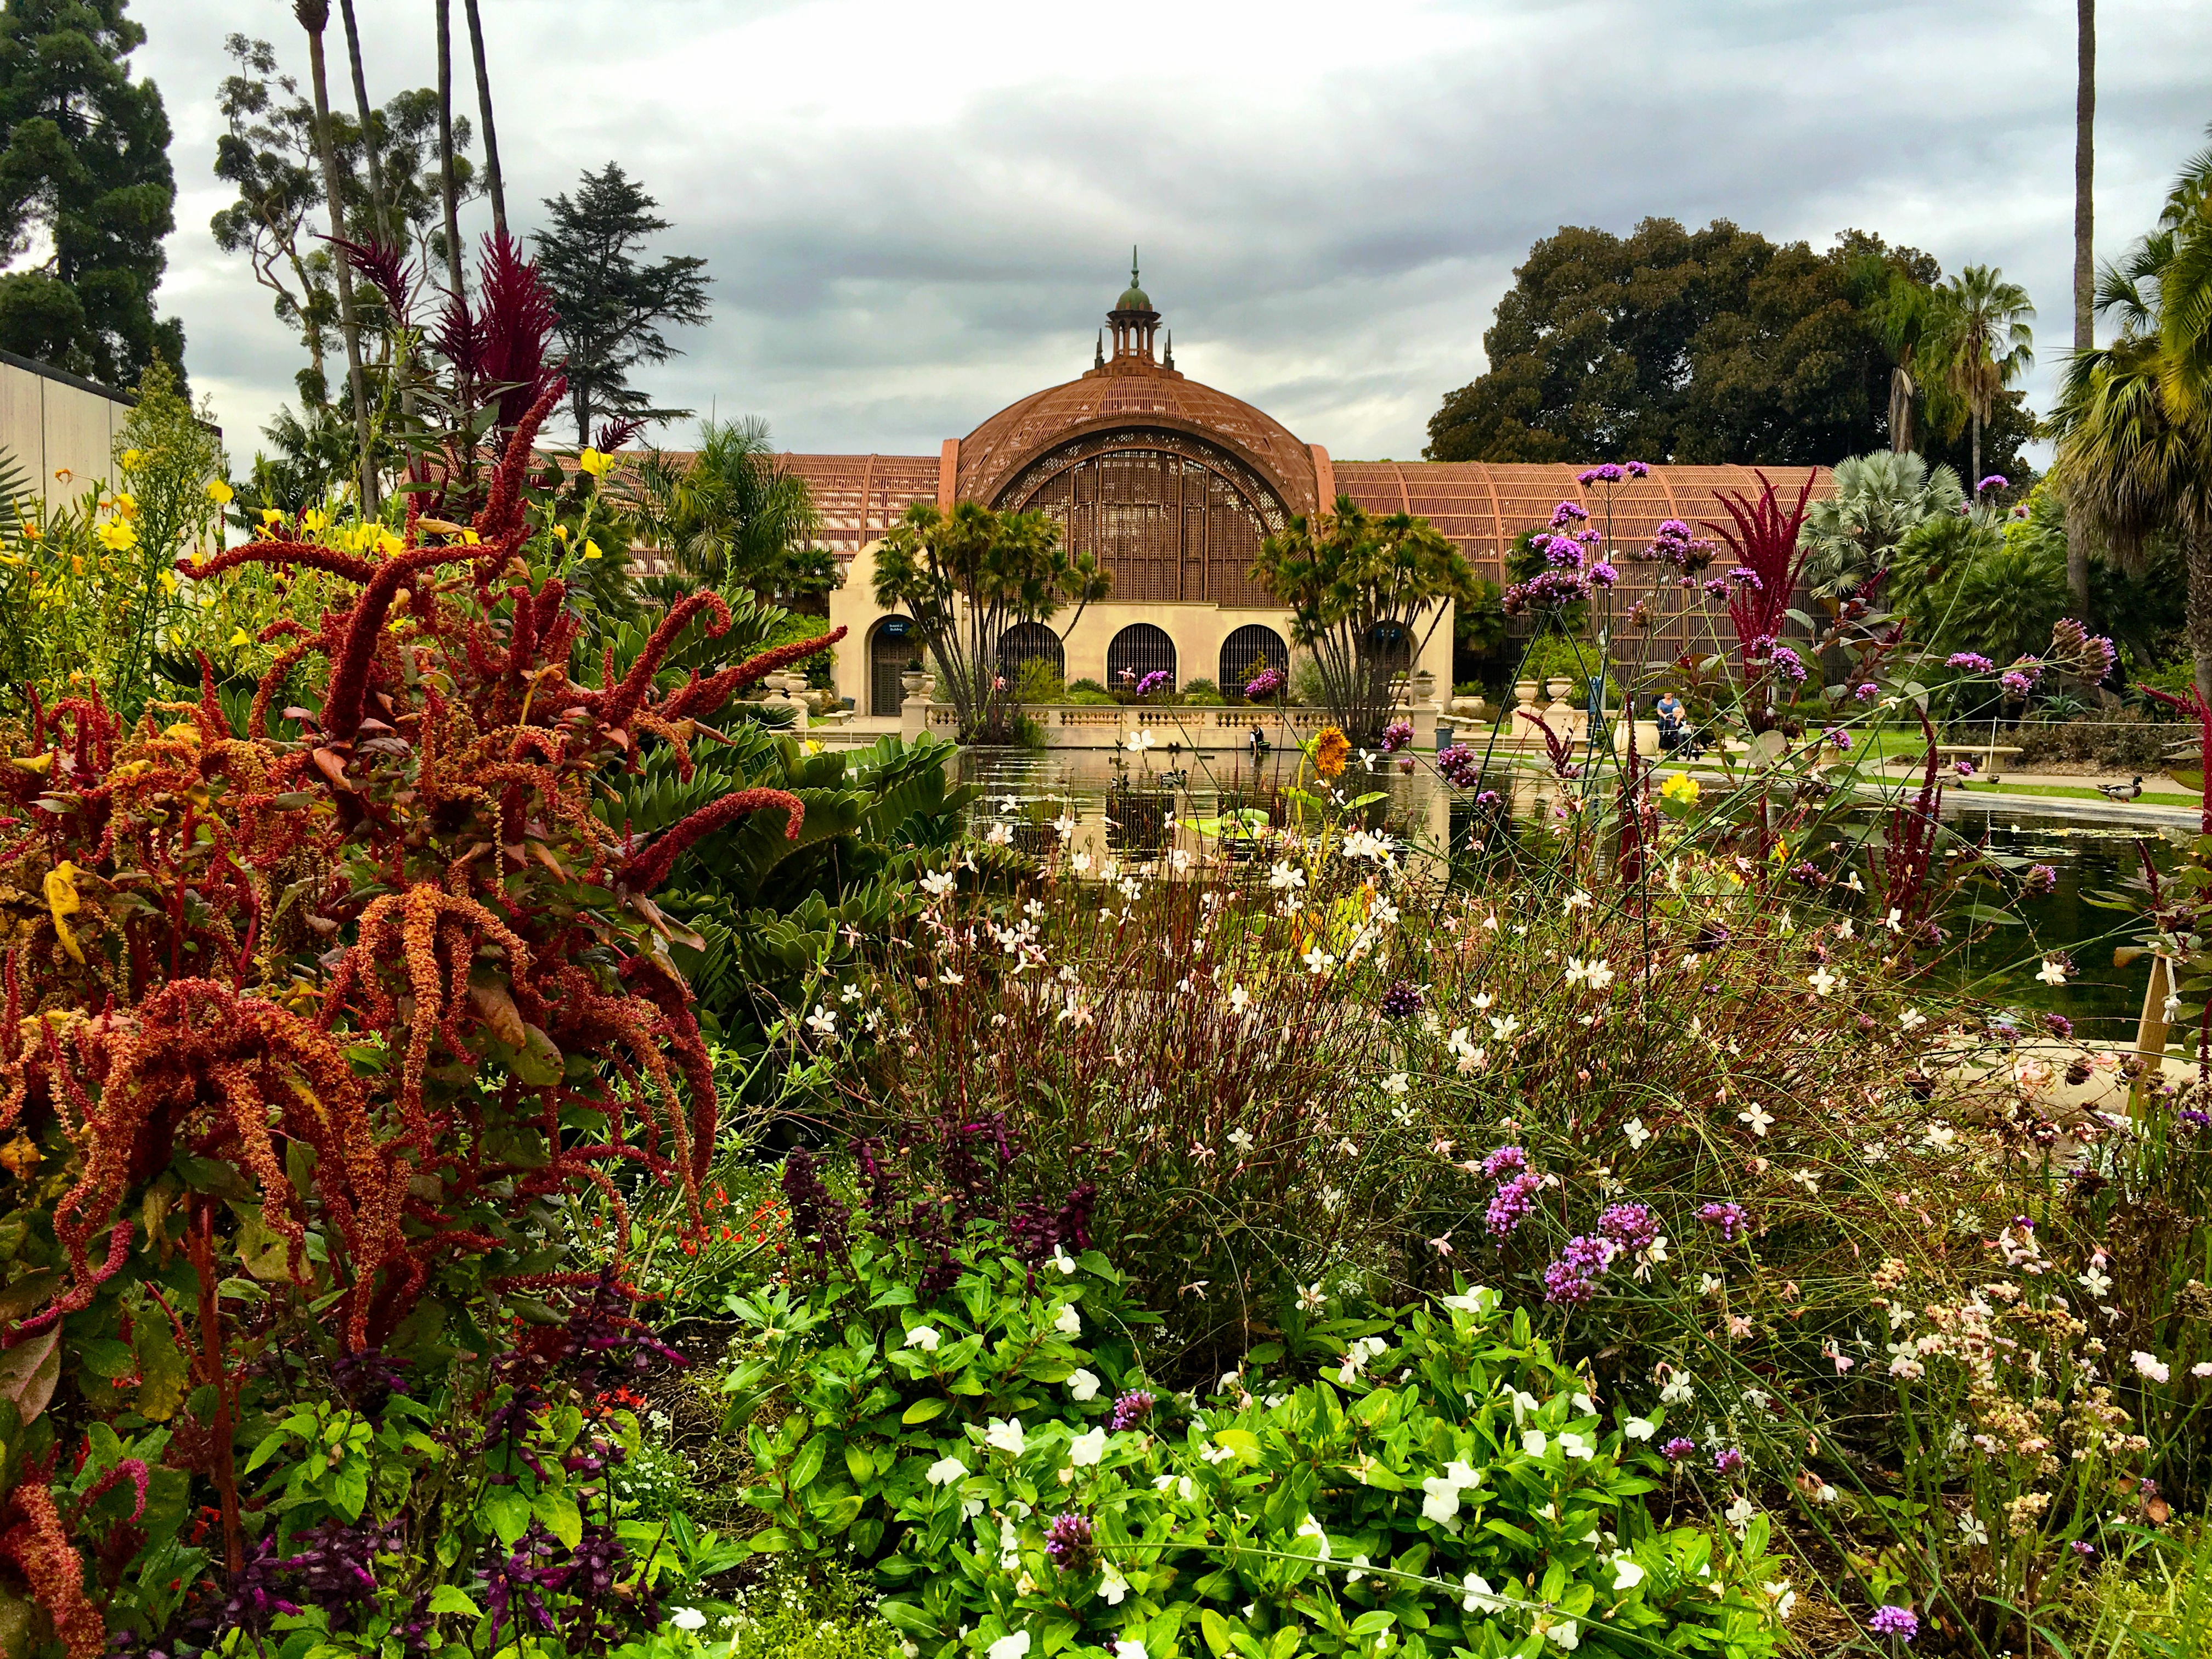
[956,357,1318,515]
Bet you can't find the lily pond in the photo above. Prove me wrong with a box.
[958,748,2174,1041]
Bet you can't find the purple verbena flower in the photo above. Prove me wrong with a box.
[1045,1511,1097,1573]
[1244,666,1286,700]
[1109,1391,1155,1432]
[2024,864,2058,896]
[1550,500,1591,527]
[1854,681,1879,701]
[1769,645,1807,685]
[1542,1233,1620,1304]
[1947,652,1996,673]
[2000,672,2032,697]
[1588,561,1618,588]
[2044,1013,2073,1039]
[1824,726,1852,751]
[1379,979,1423,1019]
[1954,757,1978,778]
[1381,719,1414,754]
[1627,460,1650,478]
[1483,1145,1528,1180]
[1662,1437,1696,1462]
[1700,1201,1748,1242]
[1437,744,1482,788]
[1869,1606,1920,1643]
[1486,1171,1542,1242]
[1598,1203,1658,1254]
[1714,1447,1746,1476]
[1977,475,2008,493]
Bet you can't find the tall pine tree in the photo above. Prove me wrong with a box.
[0,0,182,383]
[534,163,709,444]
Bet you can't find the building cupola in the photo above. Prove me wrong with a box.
[1105,248,1161,366]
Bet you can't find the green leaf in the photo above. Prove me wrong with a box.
[482,1486,531,1547]
[427,1585,481,1616]
[901,1396,952,1426]
[1200,1609,1234,1657]
[747,1528,792,1554]
[787,1434,827,1492]
[533,1489,583,1550]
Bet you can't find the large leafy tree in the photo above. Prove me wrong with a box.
[1425,221,1940,467]
[1250,497,1476,744]
[0,0,181,383]
[212,33,475,407]
[534,162,712,444]
[873,500,1109,743]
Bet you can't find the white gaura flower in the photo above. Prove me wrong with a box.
[1921,1121,1957,1149]
[1611,1553,1645,1590]
[1658,1373,1695,1406]
[1054,1305,1082,1336]
[1563,889,1592,911]
[1071,851,1093,875]
[1067,1369,1101,1402]
[1544,1618,1581,1651]
[1126,728,1156,754]
[1737,1103,1775,1136]
[1884,907,1904,933]
[984,821,1014,846]
[1724,1495,1756,1533]
[1623,1416,1656,1441]
[1267,860,1306,891]
[1303,945,1336,975]
[1383,1071,1409,1097]
[1113,1643,1148,1659]
[2038,957,2069,985]
[1957,1514,1989,1545]
[1297,1282,1326,1314]
[804,1005,838,1038]
[1489,1014,1521,1041]
[920,869,956,899]
[1623,1117,1651,1150]
[670,1607,707,1631]
[1899,1006,1927,1031]
[1295,1514,1332,1561]
[926,1455,967,1486]
[2079,1265,2114,1297]
[1227,1127,1255,1155]
[984,1418,1027,1456]
[1836,917,1855,939]
[1462,1573,1503,1613]
[1807,966,1840,997]
[905,1325,942,1352]
[1227,983,1250,1014]
[988,1634,1031,1659]
[1068,1427,1107,1467]
[1763,1579,1797,1620]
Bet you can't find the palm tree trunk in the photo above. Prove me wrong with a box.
[337,0,389,240]
[2069,0,2096,608]
[297,0,380,515]
[2188,516,2212,707]
[1970,414,1982,500]
[462,0,506,238]
[435,0,467,299]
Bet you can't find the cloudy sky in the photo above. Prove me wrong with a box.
[137,0,2210,465]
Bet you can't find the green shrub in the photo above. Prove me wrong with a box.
[1180,676,1226,706]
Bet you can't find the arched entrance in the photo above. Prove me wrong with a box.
[1107,623,1176,691]
[1366,621,1413,674]
[1219,624,1289,693]
[996,620,1066,691]
[868,615,918,718]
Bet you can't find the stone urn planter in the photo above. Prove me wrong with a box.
[1410,668,1437,704]
[1545,676,1575,704]
[900,669,926,698]
[1513,680,1539,708]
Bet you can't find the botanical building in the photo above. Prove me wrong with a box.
[811,268,1827,719]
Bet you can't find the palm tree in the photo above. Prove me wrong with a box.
[461,0,506,238]
[1799,449,1966,599]
[1861,272,1940,455]
[625,419,822,598]
[433,0,466,298]
[2051,140,2212,698]
[292,0,378,514]
[2068,0,2095,608]
[1931,266,2035,498]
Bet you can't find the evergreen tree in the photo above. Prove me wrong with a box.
[534,162,710,444]
[0,0,182,383]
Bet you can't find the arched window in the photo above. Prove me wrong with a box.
[1366,620,1413,673]
[1106,623,1176,691]
[996,620,1066,689]
[1218,624,1289,693]
[868,614,918,718]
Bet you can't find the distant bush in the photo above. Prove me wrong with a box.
[2010,709,2180,770]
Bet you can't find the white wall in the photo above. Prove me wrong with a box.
[0,351,134,507]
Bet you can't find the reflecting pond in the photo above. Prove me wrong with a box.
[955,748,2177,1042]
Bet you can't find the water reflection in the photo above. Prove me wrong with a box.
[955,749,2165,1035]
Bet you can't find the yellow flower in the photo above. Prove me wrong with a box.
[114,492,138,518]
[206,478,234,505]
[18,521,39,541]
[95,519,137,552]
[1660,772,1699,806]
[229,628,253,648]
[1313,725,1351,780]
[300,507,329,533]
[260,506,286,529]
[120,448,144,471]
[582,539,603,561]
[376,528,403,557]
[551,522,570,542]
[577,448,612,478]
[52,468,71,485]
[157,568,178,596]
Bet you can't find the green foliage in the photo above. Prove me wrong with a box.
[874,500,1108,742]
[622,417,826,605]
[1799,450,1966,599]
[0,0,183,382]
[1888,509,2068,669]
[1251,498,1474,742]
[740,1259,1784,1659]
[535,162,713,443]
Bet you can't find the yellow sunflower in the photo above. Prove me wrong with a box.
[1313,725,1351,779]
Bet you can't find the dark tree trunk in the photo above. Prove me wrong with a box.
[435,0,466,299]
[297,0,380,514]
[462,0,506,238]
[2188,517,2212,707]
[2068,0,2096,610]
[337,0,388,240]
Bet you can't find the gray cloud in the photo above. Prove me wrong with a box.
[132,0,2212,465]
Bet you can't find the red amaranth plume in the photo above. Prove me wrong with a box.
[618,788,806,894]
[326,232,416,329]
[594,415,648,453]
[476,229,561,433]
[661,628,847,724]
[1703,469,1819,655]
[0,1481,105,1659]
